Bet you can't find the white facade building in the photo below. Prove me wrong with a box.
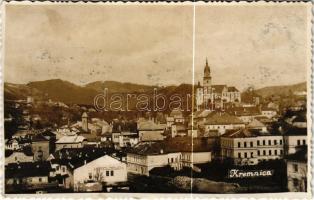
[72,155,127,192]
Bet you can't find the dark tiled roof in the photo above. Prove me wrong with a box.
[127,137,213,155]
[32,133,49,142]
[51,147,121,169]
[284,128,307,136]
[227,86,239,92]
[212,85,227,93]
[5,161,51,178]
[204,112,244,125]
[221,129,258,138]
[286,146,307,162]
[227,106,260,116]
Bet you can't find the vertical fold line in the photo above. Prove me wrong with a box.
[191,2,196,197]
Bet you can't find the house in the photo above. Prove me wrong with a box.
[246,119,268,133]
[166,109,185,128]
[284,128,307,155]
[31,134,50,161]
[70,155,127,192]
[220,129,284,165]
[193,109,212,126]
[261,107,277,119]
[47,147,121,190]
[49,159,72,189]
[137,119,166,141]
[203,112,245,135]
[171,123,188,137]
[227,106,261,123]
[5,149,33,165]
[55,135,87,151]
[5,138,21,150]
[286,146,307,192]
[291,115,307,128]
[127,137,212,176]
[5,162,56,193]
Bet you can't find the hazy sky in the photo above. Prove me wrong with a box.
[195,4,310,90]
[4,3,311,90]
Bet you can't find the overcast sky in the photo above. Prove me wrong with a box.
[4,3,310,90]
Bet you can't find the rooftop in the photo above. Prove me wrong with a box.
[204,112,244,125]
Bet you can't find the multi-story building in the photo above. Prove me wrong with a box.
[220,129,284,165]
[55,135,87,151]
[286,147,307,192]
[284,128,307,155]
[71,155,127,192]
[127,137,212,176]
[203,112,245,136]
[137,119,166,141]
[31,134,50,161]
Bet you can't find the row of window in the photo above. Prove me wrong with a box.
[237,149,283,158]
[88,170,114,179]
[237,139,283,148]
[297,139,306,146]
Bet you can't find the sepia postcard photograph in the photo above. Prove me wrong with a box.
[0,1,312,199]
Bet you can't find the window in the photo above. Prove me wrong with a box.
[293,164,298,172]
[106,171,110,176]
[275,150,277,155]
[238,142,241,148]
[263,150,266,155]
[244,142,247,148]
[280,140,283,145]
[15,157,17,161]
[293,178,299,187]
[39,178,42,182]
[269,150,272,155]
[268,140,271,145]
[56,166,59,171]
[251,152,253,158]
[257,141,260,146]
[171,158,174,163]
[238,152,241,158]
[244,152,247,158]
[263,140,266,145]
[250,142,253,147]
[257,150,260,156]
[110,171,114,176]
[89,173,92,179]
[280,150,283,155]
[62,167,66,172]
[274,140,277,145]
[168,158,170,163]
[303,140,306,145]
[297,140,301,146]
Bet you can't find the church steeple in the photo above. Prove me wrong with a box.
[204,58,211,78]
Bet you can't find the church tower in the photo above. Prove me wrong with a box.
[203,58,212,95]
[82,112,89,132]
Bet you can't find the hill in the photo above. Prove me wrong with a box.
[26,79,99,105]
[255,82,306,98]
[85,81,156,94]
[4,79,193,109]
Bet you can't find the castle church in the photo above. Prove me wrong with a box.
[196,59,241,111]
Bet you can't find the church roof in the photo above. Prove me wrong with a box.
[227,86,239,92]
[211,85,227,93]
[204,59,211,78]
[82,112,88,118]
